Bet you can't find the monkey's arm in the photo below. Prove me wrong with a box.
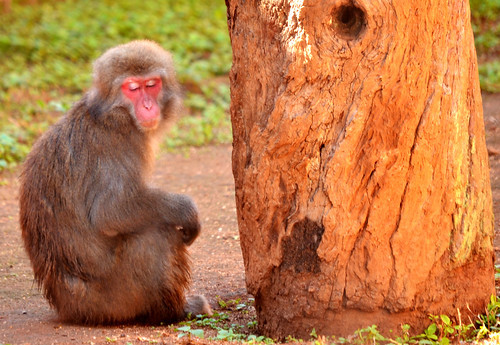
[159,191,201,245]
[88,187,200,244]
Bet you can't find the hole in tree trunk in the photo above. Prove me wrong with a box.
[332,4,366,40]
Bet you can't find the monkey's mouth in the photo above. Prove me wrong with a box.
[139,118,159,130]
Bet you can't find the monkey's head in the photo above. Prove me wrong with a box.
[89,40,181,132]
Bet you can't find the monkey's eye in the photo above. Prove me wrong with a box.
[128,82,140,91]
[145,79,157,88]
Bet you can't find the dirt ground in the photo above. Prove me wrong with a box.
[1,93,500,344]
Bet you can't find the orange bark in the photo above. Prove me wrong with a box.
[226,0,494,338]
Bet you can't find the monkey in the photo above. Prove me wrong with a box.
[19,40,212,325]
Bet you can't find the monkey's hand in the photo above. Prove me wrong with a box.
[164,193,201,246]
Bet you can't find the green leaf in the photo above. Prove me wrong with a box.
[418,340,434,345]
[310,328,318,339]
[176,325,191,332]
[190,329,204,338]
[440,315,451,325]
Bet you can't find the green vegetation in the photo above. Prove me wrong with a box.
[0,0,231,171]
[479,61,500,93]
[174,293,500,344]
[174,297,274,343]
[0,0,499,172]
[470,0,500,92]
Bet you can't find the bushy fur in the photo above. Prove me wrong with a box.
[19,40,211,324]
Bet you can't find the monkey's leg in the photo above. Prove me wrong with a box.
[51,228,184,324]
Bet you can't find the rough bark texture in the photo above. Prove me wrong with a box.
[226,0,495,339]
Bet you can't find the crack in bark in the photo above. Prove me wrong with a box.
[386,87,436,306]
[342,203,371,307]
[450,83,475,261]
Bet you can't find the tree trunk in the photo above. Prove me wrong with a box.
[226,0,495,339]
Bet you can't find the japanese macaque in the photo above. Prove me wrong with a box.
[19,40,211,324]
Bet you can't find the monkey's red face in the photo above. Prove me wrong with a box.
[121,76,163,130]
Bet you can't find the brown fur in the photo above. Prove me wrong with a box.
[19,40,211,324]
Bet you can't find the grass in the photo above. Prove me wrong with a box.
[0,0,232,171]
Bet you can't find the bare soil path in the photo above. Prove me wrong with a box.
[1,92,500,344]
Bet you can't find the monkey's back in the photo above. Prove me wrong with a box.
[19,99,116,299]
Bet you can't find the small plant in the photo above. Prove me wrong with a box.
[431,314,461,343]
[310,328,331,345]
[173,297,275,343]
[216,296,247,310]
[176,325,205,339]
[353,325,389,344]
[247,334,272,344]
[215,328,246,341]
[217,297,229,309]
[473,295,500,340]
[247,320,258,329]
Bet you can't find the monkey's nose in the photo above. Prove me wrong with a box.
[143,99,153,110]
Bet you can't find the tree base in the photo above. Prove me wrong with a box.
[254,255,494,340]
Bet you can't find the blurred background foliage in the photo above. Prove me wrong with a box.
[0,0,499,172]
[0,0,231,171]
[470,0,500,93]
